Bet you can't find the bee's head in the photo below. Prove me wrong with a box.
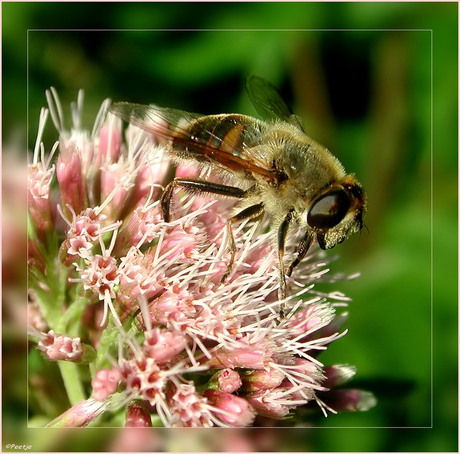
[306,176,366,250]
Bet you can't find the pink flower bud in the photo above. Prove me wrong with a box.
[37,330,95,363]
[100,162,132,220]
[241,368,285,392]
[207,347,268,369]
[27,164,55,239]
[92,368,122,401]
[125,401,153,427]
[28,185,54,239]
[151,288,196,324]
[203,390,255,427]
[99,124,122,162]
[213,368,242,393]
[322,389,377,413]
[56,144,86,216]
[245,390,292,419]
[159,224,200,261]
[290,357,324,380]
[143,328,187,365]
[323,364,356,388]
[285,303,333,335]
[116,205,162,253]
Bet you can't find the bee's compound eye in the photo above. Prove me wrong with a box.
[307,190,351,229]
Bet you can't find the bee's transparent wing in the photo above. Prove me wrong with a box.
[108,102,202,136]
[246,75,304,131]
[109,102,277,182]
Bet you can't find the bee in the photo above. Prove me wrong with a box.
[109,76,366,299]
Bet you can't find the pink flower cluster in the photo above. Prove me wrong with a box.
[37,330,95,363]
[28,89,374,428]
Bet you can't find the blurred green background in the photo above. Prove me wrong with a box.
[3,1,457,452]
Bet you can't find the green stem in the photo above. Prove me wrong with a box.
[58,361,86,406]
[57,291,88,335]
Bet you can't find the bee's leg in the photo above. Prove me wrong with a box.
[160,178,246,222]
[221,203,265,283]
[277,210,295,302]
[286,232,314,277]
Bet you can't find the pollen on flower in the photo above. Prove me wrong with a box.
[77,253,119,299]
[118,354,175,414]
[63,208,106,258]
[167,382,214,427]
[28,87,374,430]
